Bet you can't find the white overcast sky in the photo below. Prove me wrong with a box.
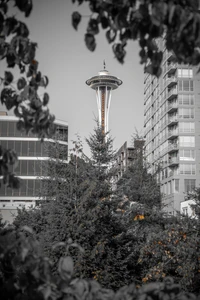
[3,0,145,157]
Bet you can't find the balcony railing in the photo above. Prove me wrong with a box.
[168,157,179,167]
[168,143,179,153]
[168,130,179,140]
[167,117,178,126]
[166,77,177,88]
[167,88,178,100]
[166,63,177,75]
[168,102,178,113]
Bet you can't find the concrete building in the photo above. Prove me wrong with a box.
[180,199,196,218]
[144,38,200,214]
[115,139,145,181]
[0,113,68,223]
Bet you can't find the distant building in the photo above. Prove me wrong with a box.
[180,199,196,218]
[143,38,200,214]
[115,139,145,181]
[0,114,68,223]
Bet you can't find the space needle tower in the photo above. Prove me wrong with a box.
[86,62,122,136]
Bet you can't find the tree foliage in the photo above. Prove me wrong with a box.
[0,0,54,189]
[1,223,199,300]
[72,0,200,76]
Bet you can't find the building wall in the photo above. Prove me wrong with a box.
[144,39,200,214]
[0,115,68,223]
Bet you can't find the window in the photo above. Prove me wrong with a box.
[174,179,179,193]
[178,94,194,105]
[179,164,196,175]
[22,142,28,156]
[182,207,188,216]
[179,108,194,119]
[179,136,195,147]
[178,68,193,78]
[178,80,193,91]
[179,122,195,133]
[0,121,8,136]
[21,160,28,175]
[184,179,196,193]
[180,149,195,161]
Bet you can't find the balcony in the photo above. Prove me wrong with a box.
[168,157,179,167]
[167,88,178,101]
[166,77,177,88]
[166,52,175,62]
[168,143,179,153]
[166,63,177,75]
[168,130,179,140]
[167,117,178,127]
[168,102,178,113]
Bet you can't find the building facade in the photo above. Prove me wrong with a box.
[115,139,145,180]
[144,38,200,214]
[0,114,68,223]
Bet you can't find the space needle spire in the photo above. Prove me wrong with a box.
[86,62,122,137]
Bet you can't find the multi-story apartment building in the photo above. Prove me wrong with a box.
[144,38,200,214]
[115,139,145,180]
[0,113,68,223]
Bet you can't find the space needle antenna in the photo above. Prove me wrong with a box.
[103,60,106,70]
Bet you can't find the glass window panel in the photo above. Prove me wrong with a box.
[27,180,34,196]
[22,142,28,156]
[36,160,43,176]
[175,179,179,192]
[184,179,196,192]
[21,160,28,175]
[36,141,42,156]
[19,180,27,196]
[190,80,193,91]
[15,141,21,155]
[183,81,189,91]
[7,141,15,150]
[28,160,35,175]
[1,122,8,136]
[8,122,15,136]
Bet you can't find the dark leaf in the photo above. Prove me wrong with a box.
[84,33,96,51]
[40,76,49,87]
[15,22,29,38]
[17,120,25,131]
[15,0,33,17]
[4,17,18,36]
[112,43,126,64]
[17,77,26,90]
[43,93,49,106]
[87,18,99,35]
[6,52,16,67]
[106,29,117,43]
[0,11,4,32]
[72,11,82,30]
[4,71,14,85]
[0,2,8,14]
[101,16,109,29]
[8,174,20,189]
[27,59,38,77]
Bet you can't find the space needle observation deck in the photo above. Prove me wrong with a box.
[86,62,122,136]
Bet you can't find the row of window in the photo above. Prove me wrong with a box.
[178,108,194,119]
[177,69,193,78]
[0,140,68,159]
[0,179,42,197]
[0,121,68,142]
[178,80,193,92]
[161,179,196,195]
[178,94,194,105]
